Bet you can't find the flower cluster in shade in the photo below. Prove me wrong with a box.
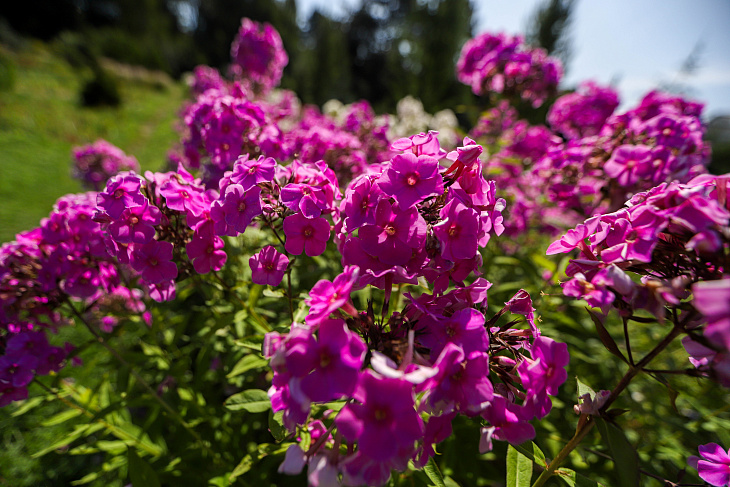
[689,443,730,486]
[468,85,711,239]
[456,32,562,107]
[229,18,288,93]
[548,173,730,387]
[0,193,150,406]
[263,135,571,486]
[72,139,140,191]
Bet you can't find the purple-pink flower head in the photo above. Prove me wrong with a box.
[97,174,147,220]
[130,240,178,284]
[281,183,329,218]
[692,278,730,351]
[230,155,277,191]
[433,199,480,261]
[107,201,161,245]
[389,131,446,158]
[341,175,384,232]
[230,18,288,91]
[604,144,654,187]
[219,184,262,234]
[518,336,570,396]
[417,307,489,360]
[305,265,359,326]
[186,234,227,274]
[298,318,366,402]
[359,199,427,266]
[336,370,424,463]
[689,443,730,486]
[377,152,444,209]
[283,213,331,257]
[249,245,289,286]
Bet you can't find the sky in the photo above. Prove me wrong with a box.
[295,0,730,118]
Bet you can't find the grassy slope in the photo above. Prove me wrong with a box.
[0,41,185,243]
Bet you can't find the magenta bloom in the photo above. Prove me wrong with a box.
[230,155,277,191]
[230,18,288,91]
[281,183,329,218]
[130,240,178,284]
[107,202,161,245]
[336,371,424,462]
[359,199,427,266]
[249,245,289,286]
[479,396,535,453]
[186,234,227,274]
[692,278,730,350]
[305,265,359,326]
[417,307,488,359]
[378,153,444,208]
[689,443,730,486]
[297,319,366,402]
[604,144,653,187]
[518,337,570,396]
[220,184,262,233]
[283,213,330,257]
[97,174,147,220]
[433,199,480,261]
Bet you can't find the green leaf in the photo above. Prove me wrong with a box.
[11,396,45,417]
[224,389,271,413]
[585,308,628,363]
[226,354,268,379]
[555,468,607,486]
[41,408,83,426]
[506,444,532,487]
[128,448,161,487]
[234,337,263,352]
[32,423,105,458]
[228,454,254,481]
[576,378,596,401]
[595,418,639,487]
[513,442,547,468]
[423,457,446,487]
[268,410,289,442]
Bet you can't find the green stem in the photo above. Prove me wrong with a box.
[532,321,684,487]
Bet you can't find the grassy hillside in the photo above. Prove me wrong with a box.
[0,41,186,243]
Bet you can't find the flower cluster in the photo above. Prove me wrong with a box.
[547,81,620,139]
[72,140,140,191]
[548,173,730,386]
[229,18,288,93]
[456,32,562,107]
[0,193,148,405]
[261,136,571,486]
[470,86,711,239]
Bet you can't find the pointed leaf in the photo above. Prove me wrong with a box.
[595,418,639,487]
[224,389,271,413]
[424,457,446,487]
[586,308,627,363]
[226,354,268,379]
[506,444,533,487]
[128,448,161,487]
[268,410,289,442]
[513,442,547,468]
[555,468,607,486]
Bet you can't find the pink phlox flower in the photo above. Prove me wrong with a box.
[693,278,730,350]
[359,199,426,266]
[186,234,226,274]
[421,344,494,415]
[97,173,146,219]
[305,265,359,326]
[518,336,569,397]
[417,308,488,360]
[689,443,730,486]
[220,184,262,233]
[479,395,536,453]
[108,201,160,245]
[336,370,423,463]
[281,183,329,218]
[389,131,445,158]
[230,155,277,191]
[159,177,205,213]
[433,199,480,261]
[283,213,331,257]
[377,152,444,209]
[341,175,383,232]
[130,240,178,284]
[249,245,289,286]
[546,217,600,255]
[298,318,366,402]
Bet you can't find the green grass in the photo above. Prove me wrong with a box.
[0,41,186,243]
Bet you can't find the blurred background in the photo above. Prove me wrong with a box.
[0,0,729,242]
